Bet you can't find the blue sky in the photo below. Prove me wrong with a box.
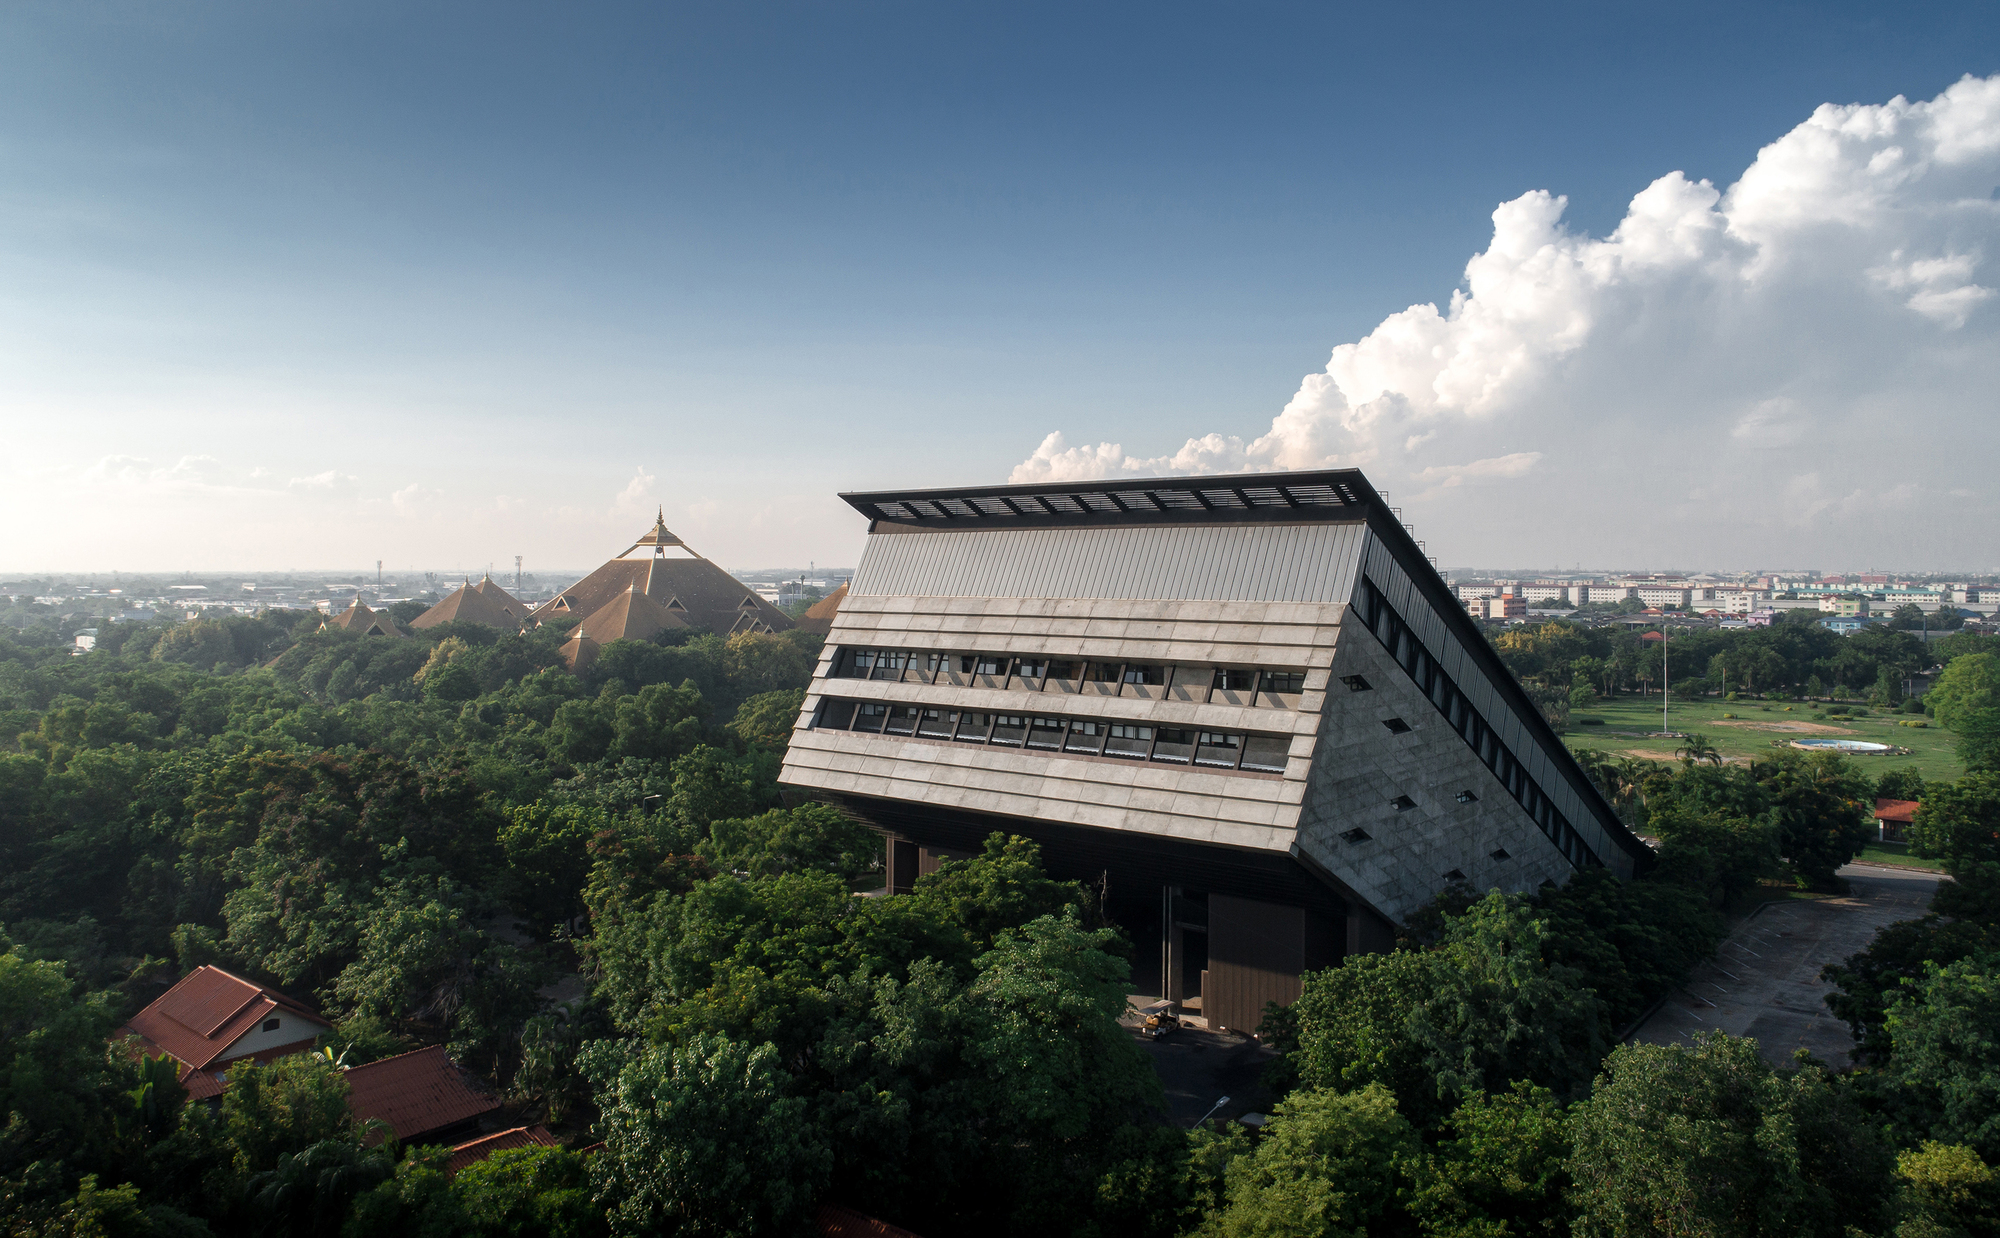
[4,2,1997,573]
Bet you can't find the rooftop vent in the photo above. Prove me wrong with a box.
[1489,848,1511,861]
[1390,795,1416,812]
[1340,827,1372,844]
[1382,718,1411,735]
[1444,869,1467,881]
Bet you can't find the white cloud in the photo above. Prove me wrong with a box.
[1010,74,2000,567]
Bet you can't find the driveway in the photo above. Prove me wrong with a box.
[1627,862,1942,1067]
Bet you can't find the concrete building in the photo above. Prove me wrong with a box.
[1480,594,1527,621]
[778,469,1648,1035]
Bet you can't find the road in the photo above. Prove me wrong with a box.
[1627,862,1942,1066]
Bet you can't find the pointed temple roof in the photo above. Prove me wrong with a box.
[533,517,792,669]
[794,582,848,636]
[409,575,529,631]
[323,599,405,638]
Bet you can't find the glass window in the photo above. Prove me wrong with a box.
[856,703,888,730]
[917,709,955,738]
[1027,716,1066,749]
[1063,720,1105,754]
[1046,659,1080,681]
[1213,668,1256,691]
[1151,728,1194,764]
[884,705,920,735]
[954,712,994,743]
[990,714,1028,745]
[974,655,1006,676]
[1263,671,1305,695]
[848,649,876,675]
[1014,658,1049,679]
[957,654,978,674]
[873,650,908,679]
[1122,664,1165,686]
[1085,662,1122,683]
[1105,724,1153,758]
[818,700,857,729]
[1240,735,1290,772]
[1195,731,1242,768]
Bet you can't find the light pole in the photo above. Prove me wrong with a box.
[1193,1095,1231,1130]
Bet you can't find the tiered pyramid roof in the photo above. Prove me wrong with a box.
[410,576,529,631]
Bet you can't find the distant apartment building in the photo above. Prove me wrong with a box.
[1630,585,1693,609]
[1714,589,1772,614]
[1476,595,1527,621]
[1519,584,1590,605]
[1820,596,1870,617]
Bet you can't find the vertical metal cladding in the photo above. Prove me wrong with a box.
[851,523,1368,602]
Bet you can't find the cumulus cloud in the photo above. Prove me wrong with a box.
[1010,75,2000,567]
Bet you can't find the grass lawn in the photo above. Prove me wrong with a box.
[1853,843,1949,872]
[1563,693,1967,784]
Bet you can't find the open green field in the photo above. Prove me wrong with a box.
[1563,693,1967,784]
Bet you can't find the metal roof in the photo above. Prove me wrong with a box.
[841,469,1376,530]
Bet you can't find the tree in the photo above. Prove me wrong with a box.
[1649,805,1781,910]
[704,803,882,883]
[0,938,122,1177]
[1931,654,2000,773]
[1565,1033,1893,1237]
[1676,733,1723,767]
[453,1144,605,1238]
[1204,1084,1418,1238]
[1763,753,1876,886]
[498,800,606,932]
[1406,1082,1571,1238]
[582,1033,830,1238]
[1882,954,2000,1161]
[1878,767,1928,803]
[1909,774,2000,865]
[1889,1141,2000,1237]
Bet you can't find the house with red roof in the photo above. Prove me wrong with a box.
[446,1124,559,1175]
[1874,797,1920,843]
[116,965,333,1100]
[344,1045,502,1145]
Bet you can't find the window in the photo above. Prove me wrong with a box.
[954,712,996,742]
[1122,664,1165,686]
[849,649,877,675]
[1152,728,1195,764]
[1195,731,1242,768]
[990,714,1028,745]
[1390,795,1417,812]
[262,1018,281,1033]
[1085,662,1122,682]
[1014,658,1049,680]
[916,709,956,738]
[1444,868,1466,881]
[1027,716,1067,749]
[1240,735,1290,772]
[1490,848,1511,861]
[1064,720,1106,754]
[856,703,888,731]
[1046,659,1080,681]
[1262,672,1306,695]
[884,705,920,735]
[1104,724,1153,758]
[957,654,978,674]
[1213,668,1256,692]
[1456,790,1479,804]
[974,655,1006,676]
[873,651,908,679]
[818,700,857,729]
[1340,674,1372,692]
[1382,718,1412,734]
[1341,827,1372,843]
[914,652,947,677]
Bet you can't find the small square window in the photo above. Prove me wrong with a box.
[262,1018,281,1033]
[1382,718,1411,735]
[1340,827,1372,844]
[1390,795,1416,812]
[1444,868,1466,881]
[1340,674,1372,692]
[1213,668,1257,692]
[1263,671,1306,694]
[1456,790,1479,804]
[1489,848,1511,861]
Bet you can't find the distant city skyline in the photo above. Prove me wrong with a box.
[3,3,1996,573]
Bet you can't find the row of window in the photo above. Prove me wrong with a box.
[812,698,1293,773]
[1351,576,1602,870]
[830,647,1307,707]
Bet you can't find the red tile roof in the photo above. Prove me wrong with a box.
[118,965,329,1073]
[1874,797,1921,824]
[344,1045,499,1143]
[446,1124,558,1175]
[816,1204,925,1238]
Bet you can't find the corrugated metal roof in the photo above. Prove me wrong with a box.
[344,1046,499,1143]
[851,523,1365,603]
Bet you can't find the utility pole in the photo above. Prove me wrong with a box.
[1662,624,1670,735]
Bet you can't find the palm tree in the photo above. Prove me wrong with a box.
[1676,733,1722,767]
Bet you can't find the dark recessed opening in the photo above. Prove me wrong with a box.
[1456,790,1479,804]
[1390,795,1416,812]
[1444,868,1467,881]
[1489,848,1511,861]
[262,1018,280,1032]
[1340,674,1372,692]
[1382,718,1411,734]
[1340,827,1372,844]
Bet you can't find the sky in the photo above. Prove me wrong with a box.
[2,2,1997,576]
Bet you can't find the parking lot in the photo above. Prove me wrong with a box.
[1628,862,1943,1066]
